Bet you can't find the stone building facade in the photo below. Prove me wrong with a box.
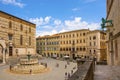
[86,30,106,61]
[0,11,36,59]
[59,29,89,59]
[36,34,59,57]
[106,0,120,65]
[36,29,106,61]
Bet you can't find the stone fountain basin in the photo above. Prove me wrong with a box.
[10,64,47,74]
[19,59,39,65]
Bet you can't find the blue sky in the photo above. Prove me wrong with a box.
[0,0,106,36]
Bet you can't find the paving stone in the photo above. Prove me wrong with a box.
[0,58,77,80]
[94,65,120,80]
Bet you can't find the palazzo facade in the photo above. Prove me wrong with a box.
[0,11,36,60]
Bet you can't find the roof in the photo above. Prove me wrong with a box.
[36,34,60,39]
[0,10,36,26]
[87,30,106,34]
[59,29,90,34]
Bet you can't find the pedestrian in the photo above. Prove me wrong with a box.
[67,61,70,65]
[68,73,70,78]
[65,72,67,76]
[9,65,12,70]
[65,72,68,80]
[30,69,32,74]
[45,63,47,68]
[94,57,97,65]
[65,64,67,69]
[56,63,59,67]
[71,70,73,74]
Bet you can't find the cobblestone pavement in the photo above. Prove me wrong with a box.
[94,65,120,80]
[0,58,77,80]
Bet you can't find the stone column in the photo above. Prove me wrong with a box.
[3,48,6,64]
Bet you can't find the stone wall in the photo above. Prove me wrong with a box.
[107,0,120,65]
[68,60,95,80]
[0,11,36,57]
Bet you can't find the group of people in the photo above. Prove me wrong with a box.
[41,62,47,68]
[56,63,59,67]
[64,69,75,80]
[64,61,77,80]
[65,72,70,80]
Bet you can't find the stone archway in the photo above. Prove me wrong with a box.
[0,44,3,60]
[0,40,6,49]
[0,39,6,63]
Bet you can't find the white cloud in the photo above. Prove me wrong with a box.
[29,16,52,26]
[29,17,44,26]
[29,16,100,37]
[54,19,61,25]
[59,29,67,33]
[0,0,25,8]
[42,25,53,29]
[44,16,51,24]
[64,17,100,30]
[72,8,80,11]
[87,23,100,30]
[36,30,58,37]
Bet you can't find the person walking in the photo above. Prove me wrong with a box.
[65,64,67,69]
[71,70,73,74]
[65,72,68,80]
[30,69,32,74]
[68,73,70,78]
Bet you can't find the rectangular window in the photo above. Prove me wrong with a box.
[29,36,31,45]
[94,42,96,46]
[83,39,85,43]
[29,27,31,33]
[83,33,85,36]
[89,36,91,40]
[9,21,12,28]
[20,35,23,45]
[90,42,91,46]
[93,36,96,40]
[69,40,71,44]
[8,34,13,40]
[20,24,23,31]
[80,40,82,43]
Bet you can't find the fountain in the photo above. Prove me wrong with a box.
[9,54,48,74]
